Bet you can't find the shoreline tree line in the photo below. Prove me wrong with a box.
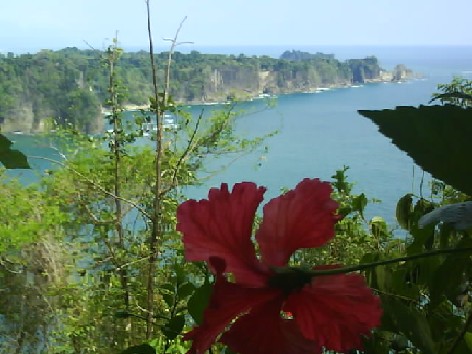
[0,48,409,134]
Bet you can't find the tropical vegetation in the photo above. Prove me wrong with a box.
[0,46,398,134]
[0,3,471,353]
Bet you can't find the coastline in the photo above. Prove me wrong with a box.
[120,76,417,109]
[4,75,417,135]
[118,75,412,110]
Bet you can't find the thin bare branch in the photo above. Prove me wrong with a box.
[81,201,116,226]
[145,0,162,339]
[159,109,204,197]
[116,255,151,271]
[163,16,192,100]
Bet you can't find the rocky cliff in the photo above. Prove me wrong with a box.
[167,51,412,103]
[0,48,413,132]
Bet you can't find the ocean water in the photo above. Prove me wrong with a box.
[180,45,472,225]
[6,46,472,226]
[184,81,437,225]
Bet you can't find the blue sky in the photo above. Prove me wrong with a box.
[1,0,471,53]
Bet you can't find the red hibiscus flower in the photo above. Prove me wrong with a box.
[177,178,382,354]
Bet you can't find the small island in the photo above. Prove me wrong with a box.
[0,48,414,134]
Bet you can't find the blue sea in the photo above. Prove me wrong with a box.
[6,45,472,227]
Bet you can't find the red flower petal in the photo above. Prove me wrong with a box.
[184,274,278,354]
[177,182,268,286]
[284,272,382,353]
[222,297,321,354]
[256,178,339,267]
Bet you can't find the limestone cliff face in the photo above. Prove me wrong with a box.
[189,63,355,103]
[347,57,381,84]
[172,54,397,103]
[392,64,414,81]
[258,70,279,94]
[1,98,102,134]
[2,102,35,133]
[204,66,260,100]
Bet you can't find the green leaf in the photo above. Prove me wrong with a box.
[429,237,472,307]
[362,333,391,354]
[391,334,410,351]
[465,332,472,350]
[119,344,156,354]
[162,293,174,308]
[352,193,368,218]
[162,315,185,340]
[381,295,437,354]
[174,264,188,284]
[374,265,392,292]
[407,199,435,251]
[370,216,388,237]
[359,105,472,195]
[178,282,196,299]
[187,281,213,325]
[396,194,413,230]
[392,266,415,293]
[160,283,175,293]
[159,283,176,308]
[407,227,435,255]
[0,134,30,169]
[454,332,472,354]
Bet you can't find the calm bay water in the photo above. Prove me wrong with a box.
[186,80,439,224]
[6,46,472,226]
[183,45,472,225]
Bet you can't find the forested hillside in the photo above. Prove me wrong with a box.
[0,48,408,133]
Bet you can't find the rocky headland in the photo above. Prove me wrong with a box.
[0,48,415,133]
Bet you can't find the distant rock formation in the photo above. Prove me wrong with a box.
[347,57,381,84]
[392,64,414,81]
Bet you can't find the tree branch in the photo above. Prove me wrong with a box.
[307,247,472,276]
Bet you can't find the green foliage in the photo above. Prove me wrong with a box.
[363,201,472,353]
[120,344,156,354]
[0,172,68,352]
[431,76,472,107]
[1,35,274,353]
[280,50,335,61]
[5,19,472,354]
[187,277,213,325]
[0,49,105,134]
[0,175,64,253]
[381,295,437,354]
[0,48,387,133]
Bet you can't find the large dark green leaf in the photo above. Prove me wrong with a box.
[0,134,30,169]
[362,334,391,354]
[381,295,437,354]
[187,280,212,325]
[429,237,472,307]
[119,344,156,354]
[162,315,186,340]
[359,105,472,195]
[396,194,413,230]
[452,332,472,354]
[178,282,196,299]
